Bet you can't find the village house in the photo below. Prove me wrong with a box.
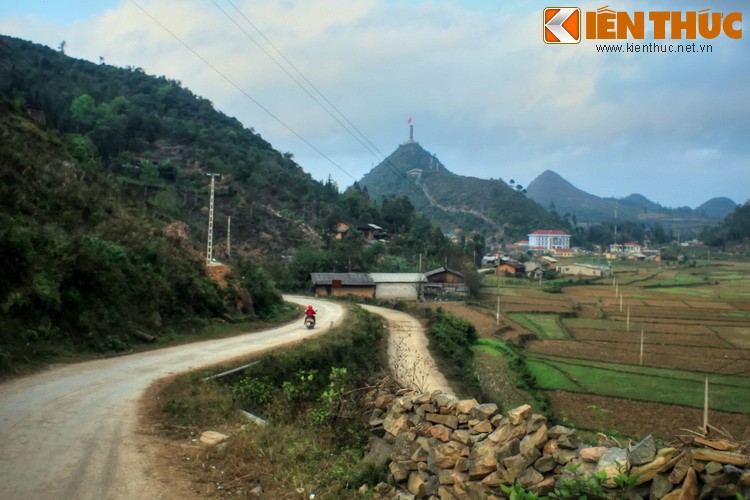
[310,272,375,298]
[370,273,427,300]
[497,259,525,276]
[423,267,469,300]
[333,221,389,242]
[556,263,612,278]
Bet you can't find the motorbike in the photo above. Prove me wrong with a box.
[304,316,316,329]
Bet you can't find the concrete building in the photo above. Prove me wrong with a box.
[528,230,571,250]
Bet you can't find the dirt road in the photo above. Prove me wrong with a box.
[359,304,453,395]
[0,296,344,500]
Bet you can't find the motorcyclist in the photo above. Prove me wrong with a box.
[304,305,316,325]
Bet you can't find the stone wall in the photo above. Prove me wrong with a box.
[364,389,750,499]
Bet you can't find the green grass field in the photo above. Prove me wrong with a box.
[527,354,750,413]
[508,313,569,339]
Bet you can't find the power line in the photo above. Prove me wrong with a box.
[129,0,356,182]
[212,0,430,199]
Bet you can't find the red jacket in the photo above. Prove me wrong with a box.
[305,307,316,317]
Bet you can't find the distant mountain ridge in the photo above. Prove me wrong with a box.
[525,170,735,225]
[359,141,564,239]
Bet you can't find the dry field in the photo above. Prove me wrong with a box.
[472,260,750,439]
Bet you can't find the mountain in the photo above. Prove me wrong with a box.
[0,35,335,258]
[697,197,737,220]
[526,170,734,227]
[358,141,565,240]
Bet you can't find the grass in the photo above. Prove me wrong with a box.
[155,306,389,498]
[651,287,711,297]
[527,354,750,413]
[508,313,569,339]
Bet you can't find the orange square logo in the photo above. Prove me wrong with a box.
[544,7,581,44]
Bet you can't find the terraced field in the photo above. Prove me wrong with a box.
[477,260,750,439]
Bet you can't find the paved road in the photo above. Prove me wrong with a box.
[0,296,344,500]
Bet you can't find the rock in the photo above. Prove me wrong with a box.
[650,473,673,499]
[557,432,580,449]
[390,437,420,461]
[526,414,547,433]
[704,461,723,475]
[496,438,521,463]
[740,469,750,486]
[199,430,228,446]
[470,433,488,444]
[631,448,678,486]
[452,429,472,444]
[669,452,691,484]
[704,483,737,498]
[543,439,559,456]
[470,403,499,421]
[375,392,395,408]
[548,425,575,439]
[249,485,264,498]
[504,450,540,483]
[407,471,428,495]
[384,412,412,436]
[467,440,499,479]
[702,470,731,488]
[518,467,545,489]
[434,393,457,409]
[553,448,579,465]
[596,447,629,487]
[423,476,440,497]
[520,424,548,455]
[389,460,416,482]
[426,413,459,430]
[437,486,458,499]
[690,449,750,466]
[365,436,393,468]
[374,482,397,498]
[488,421,525,445]
[416,403,437,416]
[438,468,454,485]
[630,435,657,466]
[662,490,681,500]
[472,420,493,434]
[451,469,469,487]
[580,446,608,463]
[532,476,556,495]
[429,441,465,469]
[429,425,452,442]
[456,398,480,414]
[534,455,557,474]
[411,446,430,463]
[507,404,532,425]
[680,468,699,500]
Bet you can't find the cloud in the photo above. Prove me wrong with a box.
[1,0,748,207]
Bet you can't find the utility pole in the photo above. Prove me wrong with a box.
[639,328,644,366]
[226,216,231,258]
[205,173,220,267]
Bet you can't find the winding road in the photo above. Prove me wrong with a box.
[0,296,344,500]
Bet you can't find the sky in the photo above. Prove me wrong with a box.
[1,0,748,208]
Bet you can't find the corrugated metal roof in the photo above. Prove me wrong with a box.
[370,273,427,283]
[310,273,374,286]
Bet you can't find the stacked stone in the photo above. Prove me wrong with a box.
[365,390,750,499]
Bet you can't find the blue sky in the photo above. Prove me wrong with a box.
[1,0,748,208]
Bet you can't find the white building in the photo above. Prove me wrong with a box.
[528,230,571,250]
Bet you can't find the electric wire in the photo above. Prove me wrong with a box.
[129,0,356,182]
[211,0,435,200]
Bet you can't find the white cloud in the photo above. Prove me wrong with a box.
[1,0,748,207]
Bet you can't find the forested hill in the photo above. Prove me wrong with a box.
[358,141,566,240]
[0,35,338,257]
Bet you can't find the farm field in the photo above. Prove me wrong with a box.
[476,259,750,439]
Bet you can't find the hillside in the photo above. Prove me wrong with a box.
[359,142,565,240]
[526,170,735,226]
[0,35,334,257]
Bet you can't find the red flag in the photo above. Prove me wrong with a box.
[408,117,412,125]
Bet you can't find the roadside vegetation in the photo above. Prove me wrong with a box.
[156,306,387,498]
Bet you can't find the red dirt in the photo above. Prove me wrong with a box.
[527,339,750,374]
[547,390,750,442]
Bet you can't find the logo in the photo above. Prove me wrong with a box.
[544,7,581,43]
